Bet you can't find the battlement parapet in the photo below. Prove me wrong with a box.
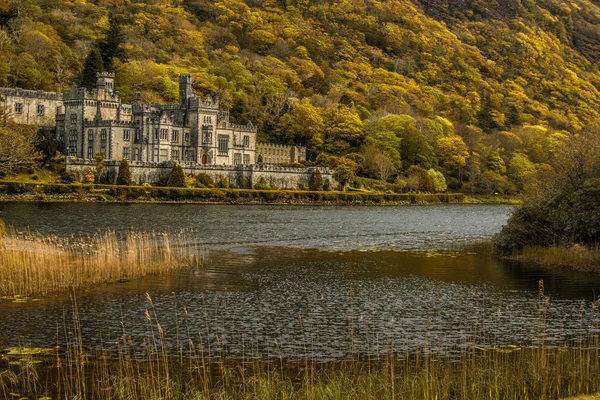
[63,87,120,102]
[220,121,257,132]
[189,96,219,110]
[84,119,135,127]
[0,87,63,101]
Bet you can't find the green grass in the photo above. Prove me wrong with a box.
[462,195,523,204]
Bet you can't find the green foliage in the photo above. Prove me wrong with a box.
[308,169,324,191]
[167,163,185,187]
[333,165,354,190]
[428,169,448,193]
[487,151,507,176]
[35,130,57,165]
[495,129,600,253]
[115,159,132,186]
[254,177,269,190]
[404,165,435,192]
[195,173,214,187]
[94,153,106,182]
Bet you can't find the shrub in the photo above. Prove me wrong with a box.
[156,175,169,186]
[254,177,269,190]
[308,169,324,191]
[167,164,185,187]
[216,176,229,188]
[115,160,132,186]
[196,173,213,186]
[0,217,5,237]
[81,167,95,184]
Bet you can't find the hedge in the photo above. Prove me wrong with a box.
[0,181,466,204]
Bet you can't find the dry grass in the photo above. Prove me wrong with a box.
[2,289,600,399]
[511,245,600,272]
[0,230,201,297]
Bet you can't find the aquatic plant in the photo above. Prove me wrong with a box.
[2,288,600,399]
[0,229,201,297]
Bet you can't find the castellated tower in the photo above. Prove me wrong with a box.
[179,74,192,107]
[96,72,115,94]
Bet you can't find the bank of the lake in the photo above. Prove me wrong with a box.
[0,181,521,205]
[506,245,600,273]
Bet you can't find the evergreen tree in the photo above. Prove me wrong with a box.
[116,159,132,185]
[99,16,125,71]
[167,163,185,187]
[308,168,324,191]
[34,130,56,165]
[81,49,104,90]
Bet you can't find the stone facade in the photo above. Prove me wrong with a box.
[65,158,335,190]
[1,73,303,168]
[56,73,258,167]
[0,88,62,127]
[256,143,306,164]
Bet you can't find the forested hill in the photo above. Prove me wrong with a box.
[2,0,600,192]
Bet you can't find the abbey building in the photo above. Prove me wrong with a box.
[1,73,306,167]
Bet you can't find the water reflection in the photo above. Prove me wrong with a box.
[1,248,599,360]
[0,202,513,251]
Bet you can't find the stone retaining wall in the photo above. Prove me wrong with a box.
[65,158,336,189]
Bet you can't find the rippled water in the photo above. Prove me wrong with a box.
[1,202,600,360]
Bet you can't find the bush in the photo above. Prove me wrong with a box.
[0,217,5,237]
[167,164,185,187]
[196,173,213,186]
[308,169,324,191]
[254,177,269,190]
[156,175,169,186]
[494,182,600,254]
[81,167,95,184]
[216,176,229,188]
[115,160,132,185]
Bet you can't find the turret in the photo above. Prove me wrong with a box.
[179,74,193,107]
[96,72,115,93]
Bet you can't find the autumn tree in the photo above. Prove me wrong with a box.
[277,98,324,151]
[435,136,469,180]
[324,106,364,155]
[0,124,41,175]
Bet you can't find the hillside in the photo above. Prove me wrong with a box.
[2,0,600,193]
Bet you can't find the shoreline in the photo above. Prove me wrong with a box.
[0,181,521,206]
[505,248,600,273]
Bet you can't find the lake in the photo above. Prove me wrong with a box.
[1,202,599,360]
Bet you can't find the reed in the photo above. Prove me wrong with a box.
[2,289,600,399]
[511,245,600,272]
[0,229,201,297]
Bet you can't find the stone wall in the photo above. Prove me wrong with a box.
[65,158,336,190]
[256,143,306,164]
[0,88,63,127]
